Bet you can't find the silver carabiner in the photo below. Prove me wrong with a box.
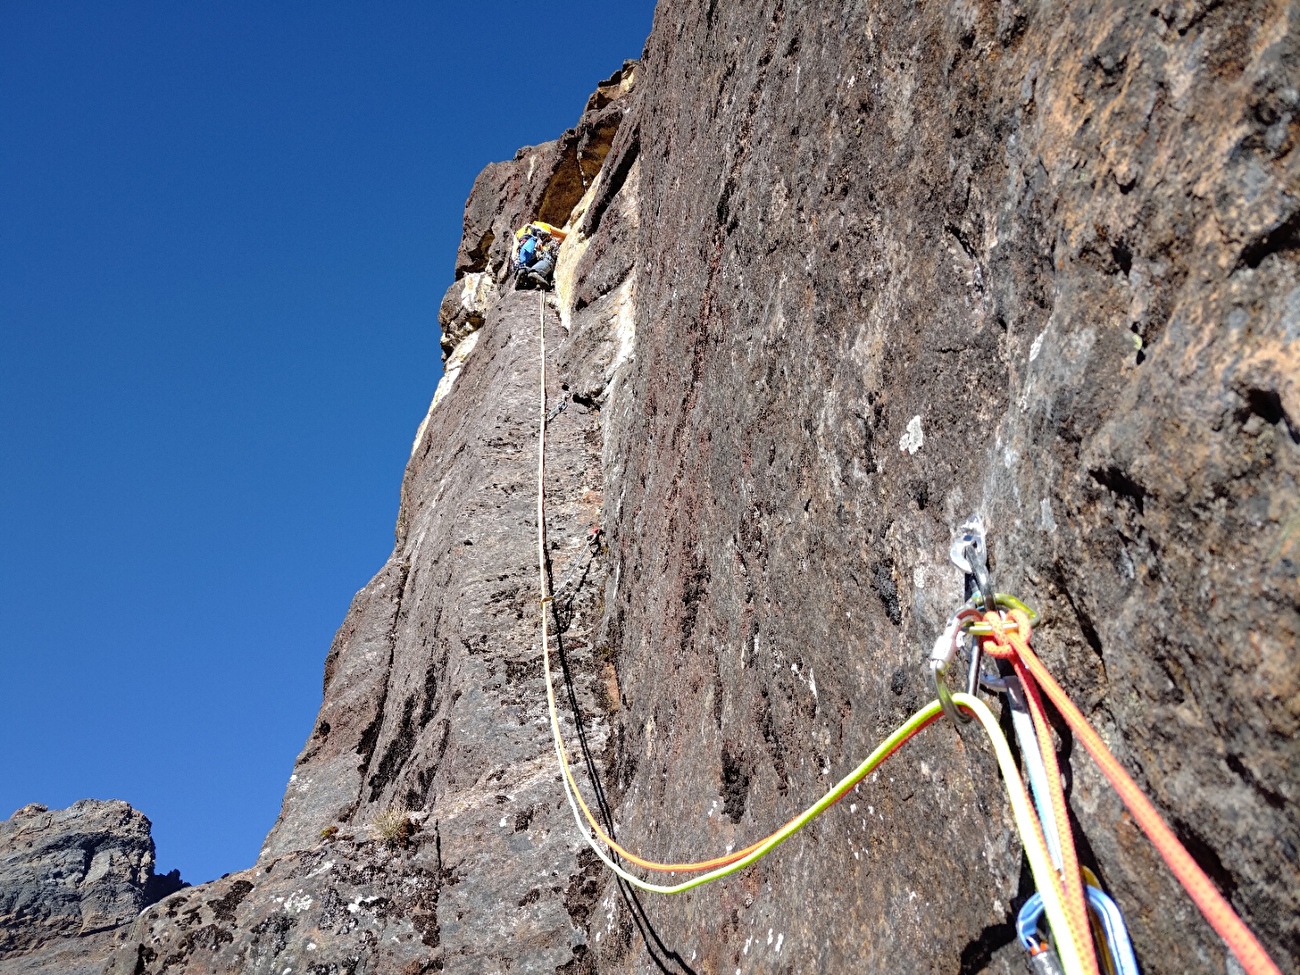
[929,614,971,725]
[949,515,997,696]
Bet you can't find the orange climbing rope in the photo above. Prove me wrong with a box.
[979,608,1283,975]
[550,696,938,873]
[1012,640,1099,975]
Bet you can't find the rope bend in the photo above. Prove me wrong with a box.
[532,293,1082,974]
[532,287,1281,975]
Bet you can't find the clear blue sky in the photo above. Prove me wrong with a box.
[1,1,655,885]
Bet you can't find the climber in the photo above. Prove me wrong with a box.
[513,221,567,290]
[521,241,556,289]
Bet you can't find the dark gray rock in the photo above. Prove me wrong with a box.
[0,800,184,975]
[585,2,1298,973]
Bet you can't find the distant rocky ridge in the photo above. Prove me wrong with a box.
[6,1,1298,972]
[0,800,185,975]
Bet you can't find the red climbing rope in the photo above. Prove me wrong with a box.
[979,608,1283,975]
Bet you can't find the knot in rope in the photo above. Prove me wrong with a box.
[979,607,1032,660]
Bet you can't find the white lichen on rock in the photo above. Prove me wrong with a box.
[899,415,924,454]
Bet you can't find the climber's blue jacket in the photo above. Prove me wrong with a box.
[518,236,539,267]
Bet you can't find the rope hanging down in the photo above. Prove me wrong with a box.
[532,289,1281,975]
[533,293,1077,967]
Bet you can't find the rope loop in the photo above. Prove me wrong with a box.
[979,606,1032,660]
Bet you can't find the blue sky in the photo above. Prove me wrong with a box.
[0,1,655,885]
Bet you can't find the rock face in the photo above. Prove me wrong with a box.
[100,2,1298,974]
[0,800,184,975]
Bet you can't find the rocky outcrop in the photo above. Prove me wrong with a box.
[436,272,499,359]
[0,801,184,975]
[102,66,638,974]
[93,2,1300,973]
[454,63,637,285]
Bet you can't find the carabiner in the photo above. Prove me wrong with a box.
[950,515,996,695]
[929,613,972,725]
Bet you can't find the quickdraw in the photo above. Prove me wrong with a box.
[533,285,1281,974]
[932,520,1281,975]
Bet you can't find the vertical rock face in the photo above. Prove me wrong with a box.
[0,800,184,975]
[103,3,1298,974]
[586,3,1297,973]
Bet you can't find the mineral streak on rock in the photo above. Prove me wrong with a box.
[62,1,1300,972]
[0,800,185,975]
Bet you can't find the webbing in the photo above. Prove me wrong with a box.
[981,610,1283,975]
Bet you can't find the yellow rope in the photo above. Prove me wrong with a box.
[532,290,1086,972]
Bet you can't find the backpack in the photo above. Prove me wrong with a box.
[513,221,567,272]
[518,235,539,268]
